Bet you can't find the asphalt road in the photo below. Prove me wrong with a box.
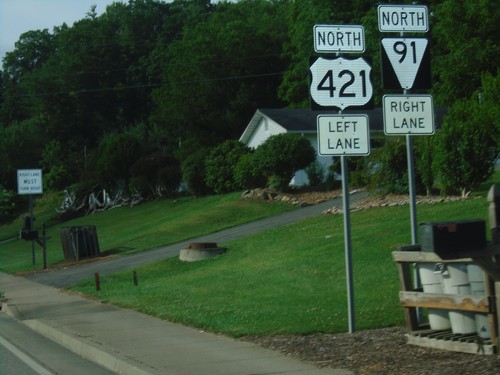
[0,314,116,375]
[26,191,367,288]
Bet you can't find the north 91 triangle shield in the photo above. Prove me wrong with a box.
[381,38,431,90]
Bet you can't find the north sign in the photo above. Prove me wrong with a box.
[383,95,434,135]
[17,169,43,195]
[317,114,370,156]
[314,25,365,53]
[378,5,428,33]
[309,56,373,110]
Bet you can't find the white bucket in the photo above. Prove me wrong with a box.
[418,263,450,330]
[467,264,491,339]
[441,263,476,334]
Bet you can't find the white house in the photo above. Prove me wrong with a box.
[239,108,384,186]
[239,107,445,186]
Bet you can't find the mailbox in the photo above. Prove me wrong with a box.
[420,219,486,259]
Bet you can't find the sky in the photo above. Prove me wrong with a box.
[0,0,122,61]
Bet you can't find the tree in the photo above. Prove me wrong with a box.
[90,130,144,192]
[253,133,316,191]
[151,0,288,147]
[432,85,498,197]
[432,0,499,105]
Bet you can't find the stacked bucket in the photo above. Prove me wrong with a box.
[419,220,490,338]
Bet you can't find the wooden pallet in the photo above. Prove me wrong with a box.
[393,249,499,355]
[406,330,495,355]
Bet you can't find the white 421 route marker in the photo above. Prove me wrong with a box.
[309,56,373,110]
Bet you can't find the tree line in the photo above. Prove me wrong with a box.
[0,0,498,221]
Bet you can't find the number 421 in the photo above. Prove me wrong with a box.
[317,69,368,98]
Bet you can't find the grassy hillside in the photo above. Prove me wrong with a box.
[68,175,498,337]
[0,192,293,274]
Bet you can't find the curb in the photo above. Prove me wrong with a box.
[2,303,158,375]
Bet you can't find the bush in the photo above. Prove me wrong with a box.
[181,149,212,196]
[305,160,325,186]
[366,138,408,195]
[0,186,18,224]
[432,97,498,197]
[253,133,316,191]
[234,152,266,189]
[130,152,181,197]
[205,140,250,194]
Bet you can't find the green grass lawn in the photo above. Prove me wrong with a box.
[68,196,492,337]
[0,192,293,273]
[3,172,499,337]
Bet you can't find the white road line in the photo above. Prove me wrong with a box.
[0,335,55,375]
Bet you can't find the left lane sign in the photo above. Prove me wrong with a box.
[314,25,365,53]
[317,114,370,156]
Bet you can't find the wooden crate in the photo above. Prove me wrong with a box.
[392,249,499,355]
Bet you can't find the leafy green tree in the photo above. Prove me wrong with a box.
[151,0,288,146]
[279,0,375,107]
[1,29,55,123]
[432,0,499,105]
[91,130,144,191]
[253,133,316,191]
[205,140,250,194]
[432,95,498,197]
[0,118,46,191]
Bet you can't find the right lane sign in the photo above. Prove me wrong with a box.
[383,94,434,135]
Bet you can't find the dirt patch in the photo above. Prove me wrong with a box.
[243,327,500,375]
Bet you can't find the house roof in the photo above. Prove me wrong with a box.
[240,107,446,144]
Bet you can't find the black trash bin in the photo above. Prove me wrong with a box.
[60,225,100,261]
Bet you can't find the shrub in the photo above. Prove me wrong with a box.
[130,152,181,197]
[205,140,250,194]
[253,133,316,191]
[234,152,266,189]
[181,149,212,196]
[0,186,17,224]
[305,160,325,186]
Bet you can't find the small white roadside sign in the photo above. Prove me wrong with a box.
[383,95,434,135]
[314,25,365,53]
[317,114,370,156]
[17,169,43,195]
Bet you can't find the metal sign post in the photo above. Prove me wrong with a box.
[17,169,43,266]
[312,22,371,333]
[341,155,355,332]
[378,4,431,324]
[317,114,370,333]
